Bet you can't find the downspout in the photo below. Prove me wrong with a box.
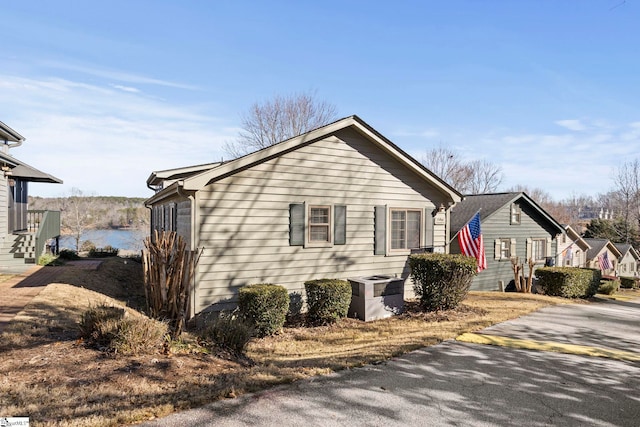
[2,138,23,154]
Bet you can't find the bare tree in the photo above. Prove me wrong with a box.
[467,159,503,193]
[224,91,338,158]
[506,185,554,206]
[421,146,502,194]
[612,159,640,243]
[57,188,98,251]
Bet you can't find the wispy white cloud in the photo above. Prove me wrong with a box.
[555,119,586,131]
[39,60,199,90]
[112,84,140,93]
[1,74,238,198]
[397,119,640,201]
[393,128,440,140]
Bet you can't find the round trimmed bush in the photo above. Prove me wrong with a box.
[408,253,477,311]
[304,279,351,325]
[238,284,289,337]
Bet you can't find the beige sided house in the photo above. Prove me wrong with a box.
[145,115,462,316]
[557,224,590,268]
[613,243,639,277]
[583,238,621,276]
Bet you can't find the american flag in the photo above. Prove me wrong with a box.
[458,212,487,272]
[598,252,612,271]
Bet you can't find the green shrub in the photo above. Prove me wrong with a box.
[598,278,620,295]
[238,284,289,337]
[200,310,254,355]
[620,276,638,289]
[89,245,119,257]
[304,279,351,325]
[58,249,80,260]
[37,253,59,266]
[79,304,168,355]
[536,267,600,298]
[408,253,477,311]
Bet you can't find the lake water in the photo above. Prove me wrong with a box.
[59,229,148,252]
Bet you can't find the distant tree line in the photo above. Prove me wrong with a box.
[29,190,149,246]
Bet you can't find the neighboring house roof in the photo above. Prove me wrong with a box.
[613,243,640,262]
[147,162,224,189]
[0,121,25,143]
[583,238,622,261]
[146,115,463,206]
[449,192,565,237]
[563,224,591,251]
[0,152,63,183]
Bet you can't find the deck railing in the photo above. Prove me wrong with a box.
[28,210,61,261]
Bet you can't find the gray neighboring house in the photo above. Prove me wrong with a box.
[613,243,639,277]
[450,192,564,291]
[1,121,63,269]
[145,115,462,316]
[583,238,621,276]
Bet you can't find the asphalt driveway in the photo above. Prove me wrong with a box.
[140,296,640,427]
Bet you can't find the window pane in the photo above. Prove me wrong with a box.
[390,211,406,249]
[310,225,329,242]
[406,211,421,249]
[310,208,329,224]
[533,239,546,260]
[309,206,330,242]
[501,239,510,258]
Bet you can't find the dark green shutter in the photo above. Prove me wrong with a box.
[374,205,386,255]
[334,205,347,245]
[289,203,305,246]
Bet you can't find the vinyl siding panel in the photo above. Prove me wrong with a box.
[0,175,8,241]
[193,130,448,313]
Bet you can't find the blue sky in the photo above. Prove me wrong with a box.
[2,1,639,200]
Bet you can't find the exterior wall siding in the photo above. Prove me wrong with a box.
[192,129,450,313]
[556,235,587,268]
[452,202,559,291]
[0,175,7,240]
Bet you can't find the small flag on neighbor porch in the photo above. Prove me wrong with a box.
[562,244,573,264]
[598,252,612,270]
[458,212,487,272]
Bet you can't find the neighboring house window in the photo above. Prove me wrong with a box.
[510,204,521,225]
[495,238,515,260]
[389,209,421,250]
[531,239,547,261]
[621,264,627,273]
[500,239,511,259]
[309,205,331,243]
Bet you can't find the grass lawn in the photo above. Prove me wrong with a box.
[1,257,634,426]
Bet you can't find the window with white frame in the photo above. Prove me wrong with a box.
[510,203,521,225]
[531,238,547,261]
[500,238,512,259]
[308,205,331,243]
[390,209,421,250]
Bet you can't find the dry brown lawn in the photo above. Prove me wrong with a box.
[2,257,627,427]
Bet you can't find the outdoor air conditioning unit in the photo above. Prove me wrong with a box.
[348,275,405,322]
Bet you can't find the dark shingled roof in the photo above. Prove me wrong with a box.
[583,238,621,261]
[0,152,63,183]
[450,192,564,239]
[613,243,633,260]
